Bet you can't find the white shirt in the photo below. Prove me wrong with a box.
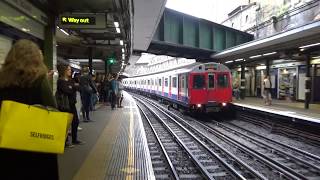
[264,78,271,88]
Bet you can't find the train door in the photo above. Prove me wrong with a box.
[169,76,172,98]
[207,73,216,102]
[162,77,164,96]
[178,75,182,101]
[189,73,207,105]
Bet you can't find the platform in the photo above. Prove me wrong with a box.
[58,92,155,180]
[232,97,320,123]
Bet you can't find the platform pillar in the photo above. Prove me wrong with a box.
[88,47,93,75]
[240,64,246,99]
[305,55,311,109]
[43,14,57,91]
[266,59,270,76]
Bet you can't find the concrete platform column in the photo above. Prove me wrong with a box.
[43,14,57,91]
[266,59,270,76]
[305,55,311,109]
[240,64,246,99]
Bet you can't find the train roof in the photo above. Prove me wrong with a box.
[125,62,230,79]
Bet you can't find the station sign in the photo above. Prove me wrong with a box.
[60,16,96,25]
[58,13,106,29]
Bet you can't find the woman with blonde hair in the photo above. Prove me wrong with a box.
[0,39,58,179]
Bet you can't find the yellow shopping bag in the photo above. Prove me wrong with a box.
[0,100,73,154]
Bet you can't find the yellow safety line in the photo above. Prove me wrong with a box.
[126,101,135,180]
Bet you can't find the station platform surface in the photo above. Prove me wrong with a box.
[233,97,320,123]
[58,92,155,180]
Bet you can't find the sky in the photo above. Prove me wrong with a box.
[165,0,247,23]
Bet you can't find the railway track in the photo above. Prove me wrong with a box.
[237,113,320,147]
[134,94,320,180]
[134,95,267,180]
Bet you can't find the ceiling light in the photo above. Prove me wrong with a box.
[69,59,103,63]
[249,55,262,59]
[120,40,123,46]
[299,42,320,49]
[263,52,277,56]
[59,28,69,36]
[114,22,119,28]
[122,48,124,53]
[225,60,233,64]
[235,58,243,62]
[116,28,120,33]
[312,56,320,59]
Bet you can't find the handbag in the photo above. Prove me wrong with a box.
[0,100,73,154]
[55,91,70,111]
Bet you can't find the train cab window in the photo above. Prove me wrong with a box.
[208,74,215,88]
[165,78,168,87]
[193,75,205,89]
[217,74,229,88]
[172,77,177,88]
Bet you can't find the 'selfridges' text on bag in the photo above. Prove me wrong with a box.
[30,132,54,140]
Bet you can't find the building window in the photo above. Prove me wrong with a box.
[246,15,249,22]
[231,23,234,27]
[165,78,168,87]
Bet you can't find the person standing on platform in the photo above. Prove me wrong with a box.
[117,77,124,108]
[79,67,97,122]
[110,74,118,110]
[57,64,84,145]
[233,78,240,100]
[263,75,272,105]
[0,39,59,179]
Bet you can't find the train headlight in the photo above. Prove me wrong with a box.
[197,104,202,108]
[222,102,227,107]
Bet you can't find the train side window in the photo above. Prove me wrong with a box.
[208,74,215,88]
[193,75,205,89]
[218,74,229,88]
[181,76,185,88]
[165,78,168,87]
[172,77,177,88]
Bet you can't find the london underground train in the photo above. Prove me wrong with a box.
[123,62,232,112]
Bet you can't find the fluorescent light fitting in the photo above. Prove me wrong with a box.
[114,22,119,28]
[116,28,120,33]
[249,54,262,59]
[235,58,243,62]
[120,40,123,46]
[69,59,103,63]
[299,42,320,49]
[59,28,69,36]
[122,48,124,53]
[225,60,233,64]
[312,56,320,59]
[263,52,277,56]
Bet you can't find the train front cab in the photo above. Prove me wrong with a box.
[188,71,232,112]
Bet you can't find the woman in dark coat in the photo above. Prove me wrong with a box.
[79,67,97,122]
[57,64,83,145]
[0,39,59,179]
